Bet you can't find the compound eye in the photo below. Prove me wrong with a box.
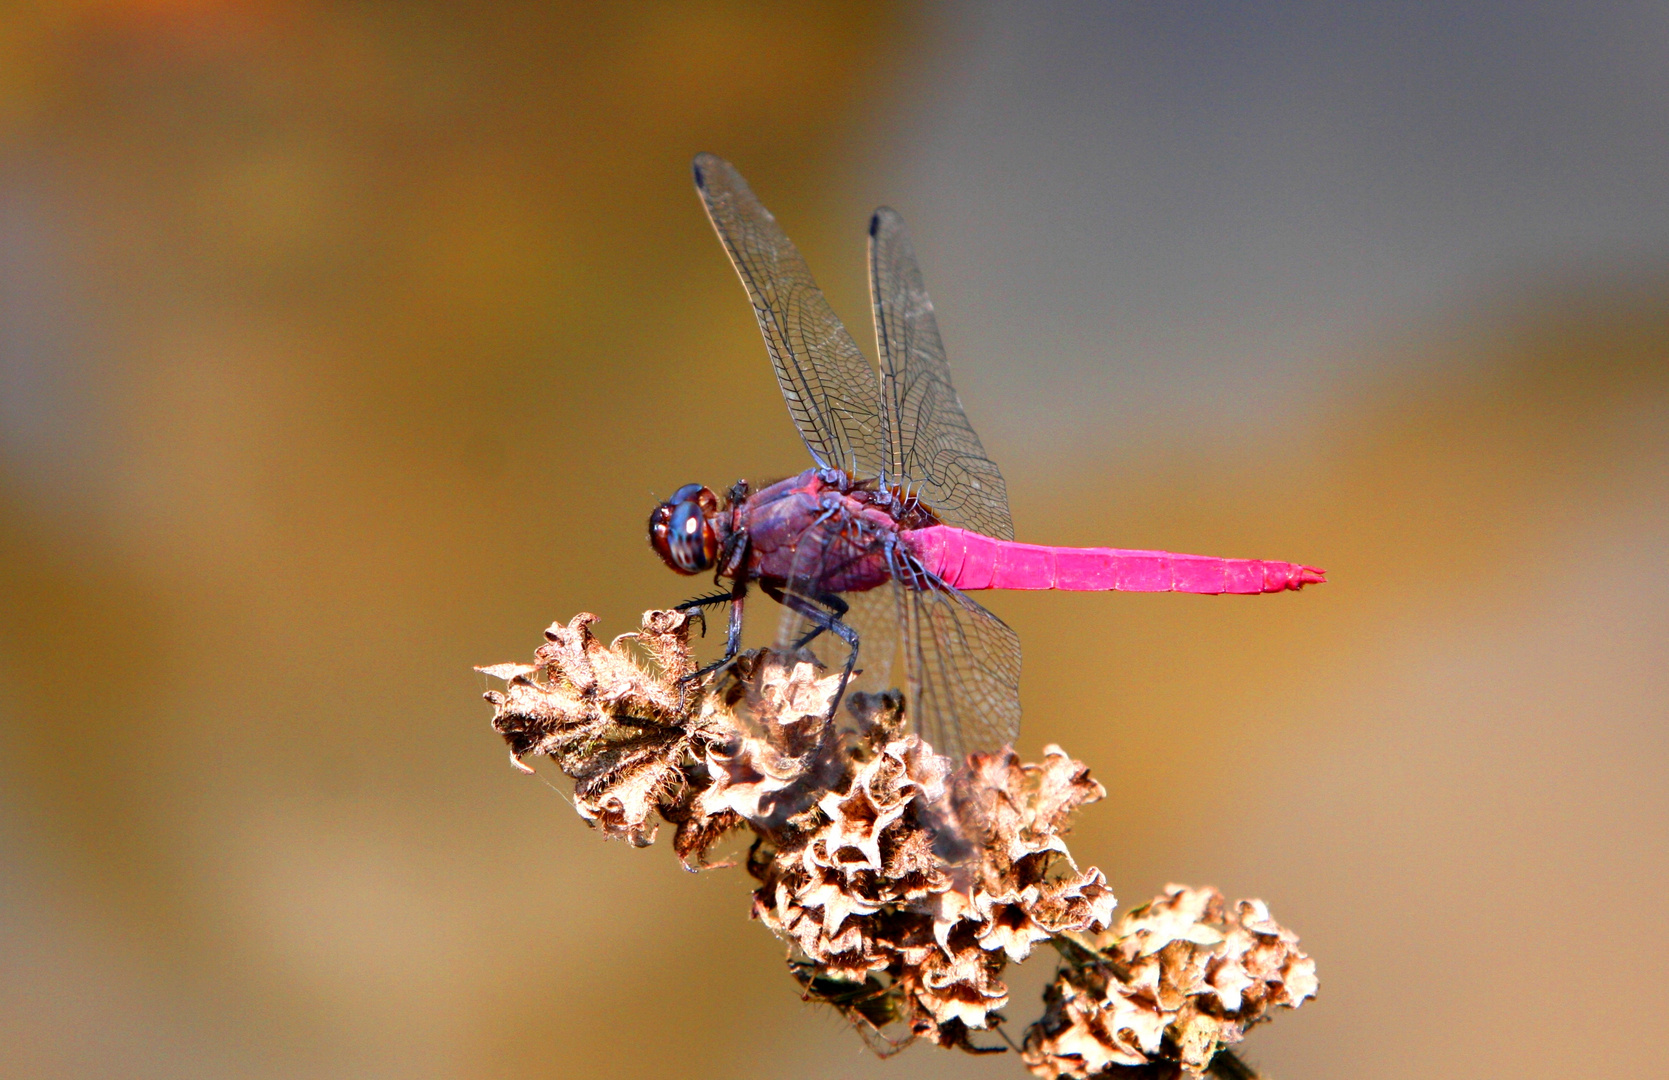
[667,501,714,572]
[648,486,719,575]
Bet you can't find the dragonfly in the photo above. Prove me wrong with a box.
[650,154,1323,760]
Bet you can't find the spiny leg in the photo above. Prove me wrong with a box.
[675,590,732,638]
[676,584,747,687]
[789,591,849,651]
[763,583,859,721]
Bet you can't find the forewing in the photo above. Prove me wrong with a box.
[897,574,1022,761]
[773,518,900,697]
[693,154,886,478]
[869,208,1014,540]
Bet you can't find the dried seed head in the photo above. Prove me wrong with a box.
[1021,885,1318,1078]
[479,610,710,847]
[479,611,1316,1072]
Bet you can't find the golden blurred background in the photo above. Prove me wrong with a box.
[2,3,1665,1078]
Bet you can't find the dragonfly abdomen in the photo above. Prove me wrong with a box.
[903,525,1324,595]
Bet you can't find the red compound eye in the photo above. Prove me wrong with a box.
[649,484,718,575]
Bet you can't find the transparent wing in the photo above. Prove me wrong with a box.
[775,583,901,699]
[772,514,899,698]
[769,519,1022,761]
[893,556,1022,760]
[869,207,1014,541]
[693,154,887,479]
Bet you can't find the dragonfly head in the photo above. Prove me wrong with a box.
[649,483,720,575]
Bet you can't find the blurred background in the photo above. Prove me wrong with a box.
[2,3,1665,1078]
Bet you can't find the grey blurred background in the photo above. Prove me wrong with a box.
[2,3,1664,1078]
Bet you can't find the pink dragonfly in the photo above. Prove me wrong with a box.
[651,154,1323,759]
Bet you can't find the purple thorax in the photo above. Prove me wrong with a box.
[728,468,938,597]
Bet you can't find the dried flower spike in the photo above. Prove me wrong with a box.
[480,610,1316,1075]
[1022,886,1317,1078]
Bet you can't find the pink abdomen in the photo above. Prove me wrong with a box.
[902,525,1324,595]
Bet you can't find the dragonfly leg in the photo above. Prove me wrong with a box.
[787,592,849,651]
[675,590,733,637]
[677,584,747,687]
[776,502,858,653]
[762,583,859,721]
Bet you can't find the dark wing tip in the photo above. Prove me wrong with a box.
[692,152,717,189]
[869,206,902,238]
